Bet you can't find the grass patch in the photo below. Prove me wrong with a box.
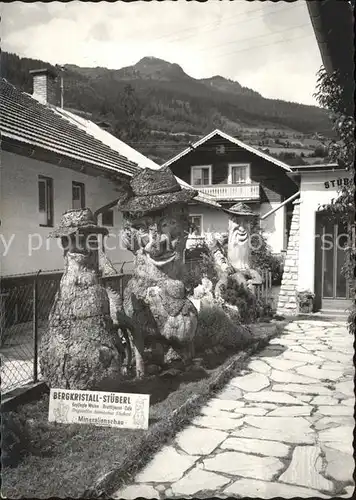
[2,322,285,499]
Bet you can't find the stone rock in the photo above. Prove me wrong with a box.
[215,386,243,401]
[263,358,306,371]
[247,359,271,375]
[192,415,244,431]
[272,383,333,395]
[296,395,313,402]
[223,478,331,498]
[335,381,354,397]
[175,426,228,455]
[200,406,243,419]
[244,390,306,405]
[310,396,338,406]
[296,365,344,380]
[244,415,312,432]
[135,446,197,483]
[316,406,353,416]
[220,437,290,457]
[171,467,230,496]
[266,405,312,417]
[318,425,353,454]
[234,425,315,444]
[208,398,243,411]
[113,484,159,499]
[234,407,268,416]
[229,373,270,392]
[279,445,334,492]
[322,445,355,483]
[315,416,355,431]
[203,451,284,481]
[316,351,351,364]
[282,351,325,364]
[322,362,350,371]
[269,370,318,385]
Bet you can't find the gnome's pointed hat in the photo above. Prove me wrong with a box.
[48,208,108,238]
[222,202,257,217]
[117,166,198,214]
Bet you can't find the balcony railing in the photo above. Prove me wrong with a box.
[196,183,260,201]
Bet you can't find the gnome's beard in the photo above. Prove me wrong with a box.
[228,224,250,271]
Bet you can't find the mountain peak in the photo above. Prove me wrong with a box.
[130,56,188,81]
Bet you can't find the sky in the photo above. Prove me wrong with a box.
[1,0,323,106]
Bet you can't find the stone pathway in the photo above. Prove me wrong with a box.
[114,320,355,499]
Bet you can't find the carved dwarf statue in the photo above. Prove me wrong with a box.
[117,166,199,378]
[40,209,125,390]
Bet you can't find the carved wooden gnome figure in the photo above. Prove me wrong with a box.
[40,208,125,390]
[117,166,199,378]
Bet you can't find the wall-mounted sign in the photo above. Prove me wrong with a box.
[48,388,150,429]
[324,178,350,189]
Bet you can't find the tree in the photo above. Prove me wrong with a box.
[314,67,355,331]
[114,84,147,144]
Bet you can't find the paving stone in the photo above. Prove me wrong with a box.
[283,323,303,332]
[215,386,243,400]
[244,416,312,432]
[263,358,307,371]
[315,416,355,431]
[247,359,271,374]
[175,426,228,455]
[282,351,325,364]
[279,445,334,492]
[315,351,351,363]
[208,398,244,411]
[310,396,338,405]
[254,402,279,410]
[220,437,290,457]
[288,345,310,353]
[200,406,244,418]
[335,380,354,397]
[342,398,355,406]
[322,445,355,483]
[322,362,351,371]
[229,373,270,392]
[223,478,331,498]
[339,485,355,498]
[203,451,284,481]
[266,405,312,417]
[296,365,344,380]
[297,320,331,327]
[303,343,329,351]
[135,446,197,483]
[113,484,159,499]
[192,415,244,431]
[270,338,299,346]
[244,390,306,405]
[318,425,353,454]
[170,467,229,496]
[296,395,313,402]
[269,369,318,384]
[234,407,268,416]
[155,485,166,492]
[272,383,333,395]
[316,406,353,416]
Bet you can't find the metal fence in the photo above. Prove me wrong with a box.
[0,266,132,394]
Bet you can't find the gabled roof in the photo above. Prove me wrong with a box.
[0,78,139,177]
[162,128,292,173]
[55,108,221,208]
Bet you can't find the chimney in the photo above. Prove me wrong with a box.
[29,68,58,106]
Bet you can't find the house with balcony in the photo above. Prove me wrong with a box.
[162,129,299,254]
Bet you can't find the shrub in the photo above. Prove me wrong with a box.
[182,252,218,295]
[249,221,284,285]
[194,300,253,353]
[220,277,260,323]
[2,412,32,468]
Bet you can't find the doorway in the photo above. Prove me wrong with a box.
[314,212,352,312]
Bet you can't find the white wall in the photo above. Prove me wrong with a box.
[188,204,229,235]
[260,202,286,254]
[0,151,134,276]
[298,169,349,292]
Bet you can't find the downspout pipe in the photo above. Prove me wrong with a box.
[260,191,300,221]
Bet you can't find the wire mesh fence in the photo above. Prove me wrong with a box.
[0,267,132,394]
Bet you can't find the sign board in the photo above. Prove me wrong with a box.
[49,389,150,430]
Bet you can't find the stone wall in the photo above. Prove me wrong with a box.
[276,200,300,316]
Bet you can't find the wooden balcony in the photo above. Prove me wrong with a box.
[196,183,260,201]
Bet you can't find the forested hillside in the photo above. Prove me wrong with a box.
[1,52,333,163]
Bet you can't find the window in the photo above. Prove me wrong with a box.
[38,176,54,227]
[191,166,211,186]
[228,164,250,184]
[72,182,85,209]
[102,209,114,227]
[189,215,203,235]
